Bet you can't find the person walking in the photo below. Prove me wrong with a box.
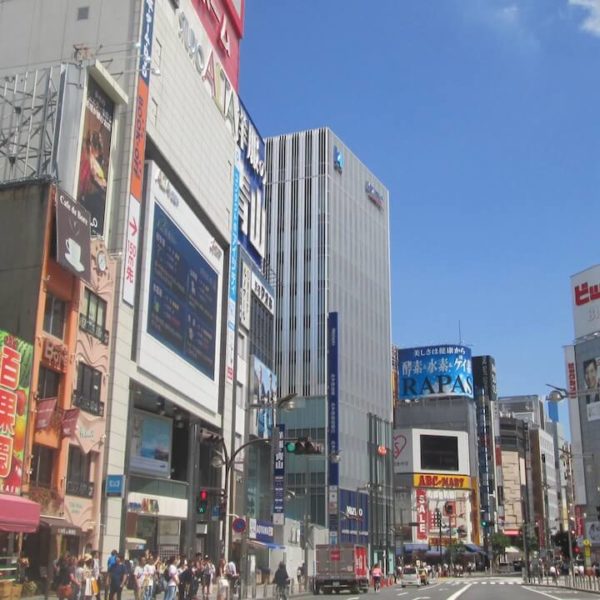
[108,554,127,600]
[164,557,179,600]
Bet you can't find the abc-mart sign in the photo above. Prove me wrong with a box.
[177,10,264,181]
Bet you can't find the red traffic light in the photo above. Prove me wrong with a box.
[200,489,208,501]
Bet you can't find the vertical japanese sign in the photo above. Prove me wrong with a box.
[415,488,428,541]
[122,0,155,306]
[225,158,240,383]
[328,312,339,544]
[273,423,285,525]
[0,331,33,495]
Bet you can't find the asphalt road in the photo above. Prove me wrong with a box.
[305,576,600,600]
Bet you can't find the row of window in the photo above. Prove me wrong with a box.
[38,361,103,416]
[43,289,108,344]
[30,443,94,498]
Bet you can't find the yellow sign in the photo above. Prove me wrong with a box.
[413,473,472,489]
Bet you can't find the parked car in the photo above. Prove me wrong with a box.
[401,566,421,587]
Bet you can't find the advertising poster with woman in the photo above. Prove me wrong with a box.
[77,77,114,237]
[252,356,276,439]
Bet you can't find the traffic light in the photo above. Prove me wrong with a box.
[285,437,322,455]
[444,502,454,516]
[197,489,209,514]
[481,519,488,529]
[596,505,600,520]
[433,509,441,527]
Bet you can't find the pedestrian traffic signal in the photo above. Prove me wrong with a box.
[481,519,488,528]
[433,509,441,527]
[285,437,322,455]
[197,489,209,514]
[444,502,454,516]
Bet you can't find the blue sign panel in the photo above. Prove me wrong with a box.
[256,520,274,544]
[148,203,218,379]
[327,312,339,486]
[106,475,124,497]
[237,102,266,268]
[138,0,155,86]
[339,488,369,545]
[398,345,473,400]
[273,424,285,524]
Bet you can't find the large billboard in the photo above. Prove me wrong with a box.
[129,410,172,478]
[571,265,600,339]
[76,77,115,237]
[0,330,33,495]
[398,345,473,400]
[581,356,600,421]
[138,163,224,413]
[251,355,276,439]
[339,488,369,545]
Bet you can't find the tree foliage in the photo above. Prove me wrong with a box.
[491,532,511,562]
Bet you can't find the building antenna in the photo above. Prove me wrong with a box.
[458,320,462,345]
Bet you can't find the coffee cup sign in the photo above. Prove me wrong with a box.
[55,187,92,283]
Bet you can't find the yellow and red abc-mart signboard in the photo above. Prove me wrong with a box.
[413,473,472,489]
[0,330,33,495]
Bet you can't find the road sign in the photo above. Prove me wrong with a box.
[232,517,246,533]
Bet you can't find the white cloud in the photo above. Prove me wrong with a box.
[569,0,600,36]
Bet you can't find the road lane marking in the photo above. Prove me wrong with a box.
[446,584,472,600]
[522,587,576,600]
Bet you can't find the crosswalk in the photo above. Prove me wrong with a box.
[438,578,522,587]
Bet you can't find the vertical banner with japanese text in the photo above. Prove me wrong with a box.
[328,312,339,544]
[0,331,33,495]
[273,423,285,525]
[122,0,155,306]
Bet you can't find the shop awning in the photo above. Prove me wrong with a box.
[248,540,285,551]
[401,543,429,554]
[40,516,81,537]
[464,543,486,554]
[0,494,41,533]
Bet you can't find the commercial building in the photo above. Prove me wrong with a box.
[265,129,393,571]
[566,265,600,559]
[0,0,250,568]
[393,345,484,564]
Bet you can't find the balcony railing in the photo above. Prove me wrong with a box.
[72,391,104,417]
[66,480,95,498]
[79,314,109,345]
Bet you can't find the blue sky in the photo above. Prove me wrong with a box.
[239,0,600,430]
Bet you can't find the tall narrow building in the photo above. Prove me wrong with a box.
[265,129,393,569]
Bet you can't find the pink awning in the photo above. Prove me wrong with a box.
[0,494,41,533]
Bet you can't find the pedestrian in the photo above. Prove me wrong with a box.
[164,556,179,600]
[108,554,127,600]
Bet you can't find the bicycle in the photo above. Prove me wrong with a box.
[275,583,289,600]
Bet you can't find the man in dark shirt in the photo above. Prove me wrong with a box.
[109,554,127,600]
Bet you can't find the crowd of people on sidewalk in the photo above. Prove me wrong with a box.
[50,551,239,600]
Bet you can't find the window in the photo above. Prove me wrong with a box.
[43,294,66,339]
[80,288,108,343]
[30,444,55,487]
[420,435,459,471]
[66,446,94,498]
[38,367,60,399]
[74,363,103,416]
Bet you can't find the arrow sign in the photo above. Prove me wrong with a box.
[129,217,138,237]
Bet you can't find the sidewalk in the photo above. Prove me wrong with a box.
[524,574,600,595]
[26,581,311,600]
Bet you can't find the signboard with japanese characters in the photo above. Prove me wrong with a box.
[398,345,473,400]
[571,264,600,339]
[0,330,33,495]
[272,424,285,525]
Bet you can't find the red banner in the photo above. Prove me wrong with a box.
[35,398,57,430]
[416,488,428,540]
[61,408,80,438]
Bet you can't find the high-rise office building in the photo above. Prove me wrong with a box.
[265,128,393,568]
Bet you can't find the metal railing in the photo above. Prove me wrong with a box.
[72,390,104,417]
